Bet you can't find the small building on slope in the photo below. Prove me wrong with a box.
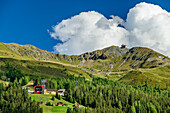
[121,44,127,49]
[58,89,66,96]
[43,89,66,95]
[44,89,57,94]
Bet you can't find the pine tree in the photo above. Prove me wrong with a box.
[51,95,55,101]
[166,84,168,90]
[55,91,59,99]
[69,95,73,102]
[67,107,72,113]
[158,85,161,93]
[118,101,122,110]
[145,80,148,87]
[139,83,142,90]
[129,104,136,113]
[150,103,157,113]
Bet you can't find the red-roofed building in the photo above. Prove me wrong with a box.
[34,85,43,94]
[39,101,43,105]
[62,104,68,107]
[57,102,63,106]
[57,102,68,106]
[58,89,66,96]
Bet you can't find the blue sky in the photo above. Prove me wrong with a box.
[0,0,170,53]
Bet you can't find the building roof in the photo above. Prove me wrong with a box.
[62,104,68,106]
[58,89,66,91]
[57,102,63,105]
[121,44,127,46]
[34,85,43,87]
[121,44,127,48]
[46,89,57,92]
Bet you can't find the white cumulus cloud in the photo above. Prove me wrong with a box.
[50,11,129,55]
[125,2,170,56]
[49,2,170,56]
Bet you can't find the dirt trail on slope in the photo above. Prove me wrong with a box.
[36,60,78,68]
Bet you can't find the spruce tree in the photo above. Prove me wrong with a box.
[129,104,136,113]
[66,107,72,113]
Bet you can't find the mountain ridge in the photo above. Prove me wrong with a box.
[0,42,170,88]
[0,42,169,71]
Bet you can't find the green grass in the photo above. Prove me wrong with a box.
[2,42,168,72]
[40,105,53,113]
[0,42,92,79]
[29,94,77,113]
[107,73,125,81]
[119,65,170,88]
[0,42,25,60]
[1,42,170,90]
[51,106,72,113]
[0,57,91,79]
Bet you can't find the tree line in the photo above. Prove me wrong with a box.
[0,83,43,113]
[33,76,170,113]
[0,66,169,113]
[65,78,170,113]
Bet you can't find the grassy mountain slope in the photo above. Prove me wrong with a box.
[0,42,169,88]
[0,42,25,59]
[2,42,169,71]
[119,63,170,88]
[0,57,91,80]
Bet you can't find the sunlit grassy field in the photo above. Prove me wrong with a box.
[29,94,75,113]
[119,65,170,88]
